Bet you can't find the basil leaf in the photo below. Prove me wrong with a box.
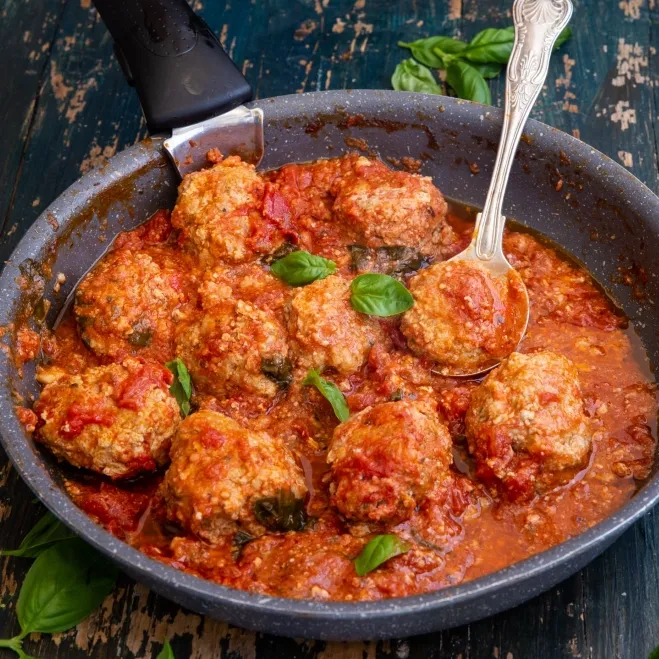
[649,646,659,659]
[354,535,410,576]
[462,27,515,64]
[446,61,492,105]
[460,25,571,65]
[391,59,443,94]
[253,489,307,532]
[1,512,76,558]
[399,36,466,68]
[270,250,336,286]
[261,355,293,389]
[472,62,503,79]
[165,358,192,418]
[302,368,349,422]
[554,26,572,50]
[350,273,414,317]
[157,639,176,659]
[16,537,119,635]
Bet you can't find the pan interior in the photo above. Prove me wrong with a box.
[1,91,658,639]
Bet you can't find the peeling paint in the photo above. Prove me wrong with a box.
[80,137,119,173]
[333,17,347,34]
[619,0,643,19]
[49,60,72,101]
[612,39,648,87]
[618,150,634,166]
[65,77,98,123]
[555,54,578,113]
[448,0,462,20]
[318,642,378,659]
[295,19,318,40]
[610,99,637,130]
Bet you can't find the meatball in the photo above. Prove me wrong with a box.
[327,401,453,524]
[465,351,591,500]
[288,275,377,375]
[197,262,289,314]
[175,299,290,399]
[171,155,266,264]
[401,260,528,375]
[331,156,451,248]
[163,410,307,542]
[33,359,180,479]
[74,245,192,361]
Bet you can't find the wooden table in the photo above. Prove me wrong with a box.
[1,0,659,657]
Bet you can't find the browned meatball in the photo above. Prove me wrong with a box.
[327,401,453,524]
[465,351,591,500]
[171,155,266,264]
[163,410,307,542]
[401,260,528,375]
[175,298,290,399]
[197,262,289,315]
[331,156,452,248]
[74,245,192,362]
[33,359,180,479]
[289,274,377,375]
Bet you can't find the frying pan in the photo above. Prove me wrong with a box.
[0,0,658,642]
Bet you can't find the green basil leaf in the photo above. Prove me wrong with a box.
[157,638,176,659]
[302,369,350,422]
[270,250,336,286]
[354,535,410,576]
[649,646,659,659]
[16,537,119,635]
[165,358,192,418]
[1,512,76,558]
[554,26,572,50]
[391,59,443,94]
[472,62,503,79]
[350,274,414,317]
[446,61,492,105]
[253,489,307,532]
[460,25,571,64]
[399,36,466,68]
[462,27,515,64]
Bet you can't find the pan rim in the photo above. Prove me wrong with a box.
[1,89,658,636]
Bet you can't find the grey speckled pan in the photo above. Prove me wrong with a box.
[0,89,658,640]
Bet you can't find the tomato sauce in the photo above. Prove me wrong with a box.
[35,168,656,602]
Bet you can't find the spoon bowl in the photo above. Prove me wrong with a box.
[432,0,573,378]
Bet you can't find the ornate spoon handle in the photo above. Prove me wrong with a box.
[473,0,573,261]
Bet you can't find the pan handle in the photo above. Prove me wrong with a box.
[93,0,253,133]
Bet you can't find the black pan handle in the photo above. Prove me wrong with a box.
[93,0,253,133]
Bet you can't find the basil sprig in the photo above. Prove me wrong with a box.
[392,59,443,94]
[350,273,414,317]
[394,25,572,103]
[270,250,336,286]
[302,368,349,422]
[354,534,410,576]
[166,358,192,417]
[398,35,466,69]
[0,536,119,658]
[1,512,76,558]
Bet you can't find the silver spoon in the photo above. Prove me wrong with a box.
[441,0,573,377]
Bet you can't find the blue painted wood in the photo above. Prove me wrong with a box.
[1,0,658,657]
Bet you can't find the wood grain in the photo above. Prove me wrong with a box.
[1,0,659,657]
